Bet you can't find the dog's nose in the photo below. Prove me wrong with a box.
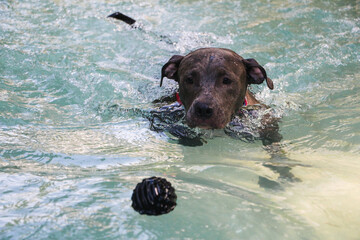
[194,102,213,119]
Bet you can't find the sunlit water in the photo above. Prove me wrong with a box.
[1,0,360,239]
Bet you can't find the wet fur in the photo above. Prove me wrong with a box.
[161,48,274,130]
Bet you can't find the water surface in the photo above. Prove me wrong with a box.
[1,0,360,239]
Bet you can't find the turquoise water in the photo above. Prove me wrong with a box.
[1,0,360,239]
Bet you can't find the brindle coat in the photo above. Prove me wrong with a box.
[161,48,274,129]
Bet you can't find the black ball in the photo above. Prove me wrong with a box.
[131,176,177,216]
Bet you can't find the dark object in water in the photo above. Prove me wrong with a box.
[131,177,177,216]
[108,12,136,25]
[107,11,174,44]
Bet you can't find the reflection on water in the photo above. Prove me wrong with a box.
[1,0,359,239]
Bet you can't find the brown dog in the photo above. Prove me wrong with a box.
[160,48,274,129]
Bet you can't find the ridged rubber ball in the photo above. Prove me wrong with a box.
[131,176,177,215]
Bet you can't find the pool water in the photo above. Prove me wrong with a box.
[1,0,359,239]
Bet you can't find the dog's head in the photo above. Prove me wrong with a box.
[161,48,273,129]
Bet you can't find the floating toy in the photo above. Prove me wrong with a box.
[131,177,177,215]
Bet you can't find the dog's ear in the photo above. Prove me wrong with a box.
[242,58,274,90]
[160,55,184,87]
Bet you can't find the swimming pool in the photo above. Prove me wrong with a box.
[1,0,359,239]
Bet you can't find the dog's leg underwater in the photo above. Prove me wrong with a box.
[261,131,303,185]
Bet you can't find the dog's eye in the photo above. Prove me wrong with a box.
[185,77,194,84]
[223,77,232,85]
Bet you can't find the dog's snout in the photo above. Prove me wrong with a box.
[194,102,213,119]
